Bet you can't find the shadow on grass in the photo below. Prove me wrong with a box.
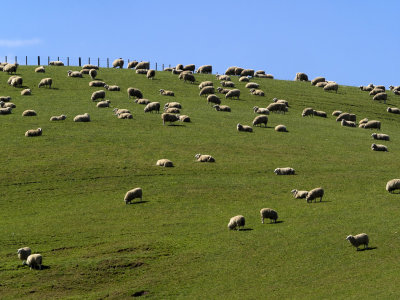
[358,246,378,251]
[239,228,253,231]
[129,201,149,205]
[307,200,332,203]
[167,124,185,127]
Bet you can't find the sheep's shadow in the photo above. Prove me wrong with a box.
[357,246,377,251]
[18,265,50,270]
[267,220,284,224]
[307,200,332,204]
[389,191,400,194]
[167,124,185,127]
[129,200,149,205]
[239,228,253,231]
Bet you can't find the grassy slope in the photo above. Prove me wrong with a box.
[0,66,399,299]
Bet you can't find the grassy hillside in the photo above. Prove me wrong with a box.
[1,66,399,299]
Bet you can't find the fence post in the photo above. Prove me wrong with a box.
[78,57,81,67]
[155,63,157,71]
[15,56,17,64]
[162,64,164,70]
[67,57,69,66]
[26,56,27,65]
[57,56,59,61]
[38,56,40,66]
[107,58,109,68]
[48,56,50,65]
[5,56,7,63]
[169,64,171,68]
[88,57,90,64]
[98,57,100,68]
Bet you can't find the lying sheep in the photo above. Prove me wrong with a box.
[291,189,308,199]
[358,118,369,125]
[346,233,369,250]
[89,69,97,80]
[228,215,245,231]
[275,124,287,132]
[239,76,249,82]
[195,154,215,162]
[26,254,43,270]
[147,69,156,80]
[17,247,32,264]
[89,81,106,87]
[80,69,90,74]
[369,88,384,96]
[311,77,326,85]
[105,85,120,91]
[371,143,388,152]
[237,123,253,132]
[134,98,151,105]
[0,107,12,114]
[386,179,400,193]
[91,90,106,101]
[207,94,221,105]
[362,120,381,130]
[267,103,288,114]
[50,114,67,121]
[373,92,387,102]
[240,69,254,77]
[221,81,235,87]
[179,115,190,122]
[25,128,42,137]
[306,187,324,203]
[112,58,124,68]
[164,107,180,114]
[199,86,215,97]
[0,101,15,108]
[273,98,289,107]
[67,70,82,77]
[371,133,389,141]
[49,61,64,66]
[97,100,111,108]
[21,89,31,96]
[252,115,268,127]
[22,110,37,116]
[74,113,90,122]
[341,119,356,127]
[118,112,133,119]
[245,82,259,89]
[127,87,143,99]
[324,82,339,93]
[253,106,270,114]
[127,61,138,69]
[35,66,45,73]
[38,78,52,88]
[124,187,142,204]
[315,81,328,88]
[144,102,160,113]
[225,89,240,100]
[274,167,295,175]
[0,96,11,102]
[217,87,230,94]
[295,73,309,81]
[213,105,231,112]
[336,112,356,122]
[164,102,182,109]
[199,81,213,90]
[250,89,265,96]
[256,74,273,79]
[82,64,98,70]
[332,110,342,116]
[359,84,374,91]
[156,159,174,167]
[159,89,174,96]
[260,208,278,224]
[255,70,265,76]
[387,107,400,114]
[113,108,130,116]
[313,110,327,118]
[196,65,212,74]
[216,74,231,81]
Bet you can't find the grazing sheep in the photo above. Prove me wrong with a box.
[387,107,400,114]
[369,88,385,96]
[17,247,31,264]
[164,102,182,109]
[234,67,244,75]
[196,65,212,74]
[291,189,308,199]
[306,187,324,203]
[127,87,143,99]
[324,82,339,93]
[89,81,106,87]
[91,90,106,101]
[127,61,138,69]
[112,58,124,68]
[274,167,295,175]
[273,98,289,107]
[89,69,97,80]
[80,69,90,74]
[0,107,12,115]
[195,154,215,162]
[259,74,274,79]
[245,82,259,89]
[216,74,231,81]
[346,233,369,250]
[26,254,43,270]
[199,86,215,97]
[250,89,265,96]
[25,128,42,137]
[386,179,400,193]
[0,96,11,102]
[0,101,15,108]
[159,89,174,96]
[22,110,37,117]
[113,108,130,115]
[359,118,369,125]
[118,112,133,119]
[228,215,245,231]
[315,81,328,88]
[21,89,31,96]
[3,63,18,74]
[199,81,213,90]
[38,78,52,88]
[134,98,151,105]
[73,113,90,122]
[332,110,342,116]
[275,124,287,132]
[183,64,195,72]
[147,69,156,80]
[164,107,180,114]
[341,119,356,127]
[362,120,381,130]
[136,69,148,74]
[225,89,240,100]
[336,112,356,122]
[124,188,142,204]
[359,84,374,91]
[252,115,268,127]
[136,61,150,70]
[253,106,270,114]
[49,61,64,66]
[144,102,161,113]
[371,133,389,141]
[224,66,237,75]
[180,72,195,83]
[295,73,309,81]
[389,85,400,91]
[171,68,182,74]
[260,208,278,224]
[8,76,23,87]
[156,159,174,167]
[371,143,388,152]
[255,70,265,76]
[267,103,288,114]
[237,123,253,132]
[67,70,82,78]
[301,107,314,117]
[221,81,235,87]
[239,76,249,82]
[311,77,326,85]
[97,100,111,108]
[105,85,120,91]
[373,92,387,102]
[82,64,98,70]
[207,94,221,105]
[241,69,255,77]
[313,110,327,118]
[175,64,183,70]
[35,66,45,73]
[217,87,230,94]
[50,114,67,121]
[213,105,231,112]
[179,115,191,122]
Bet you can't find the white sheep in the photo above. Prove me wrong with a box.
[112,58,124,68]
[198,81,213,90]
[311,77,326,85]
[113,108,130,115]
[117,113,133,119]
[196,65,212,74]
[332,110,342,116]
[371,143,388,152]
[253,106,269,114]
[239,76,249,82]
[0,101,15,108]
[50,114,67,121]
[260,208,278,224]
[237,123,253,132]
[240,69,254,77]
[387,107,400,114]
[164,102,182,109]
[179,115,191,122]
[275,124,287,132]
[216,74,231,81]
[136,61,150,70]
[91,90,106,101]
[22,110,37,116]
[315,81,328,88]
[221,81,235,87]
[89,69,97,80]
[373,92,387,102]
[323,82,339,93]
[358,118,369,125]
[294,73,308,81]
[17,247,31,264]
[199,86,215,97]
[49,61,64,66]
[252,115,268,127]
[161,113,179,125]
[179,72,195,83]
[67,70,82,78]
[105,85,120,91]
[313,110,327,118]
[249,89,265,96]
[217,87,230,94]
[147,69,156,80]
[0,107,12,114]
[73,113,90,122]
[371,133,389,141]
[267,103,288,114]
[124,187,142,204]
[0,96,11,102]
[224,66,237,75]
[3,63,18,74]
[195,154,215,162]
[336,113,356,122]
[82,64,98,70]
[164,107,180,114]
[38,78,52,88]
[35,66,45,73]
[134,99,151,105]
[128,88,143,99]
[21,89,31,96]
[225,89,240,100]
[89,81,106,87]
[156,159,174,167]
[213,105,231,112]
[362,120,381,130]
[207,94,221,105]
[96,100,111,108]
[25,128,42,137]
[245,82,259,89]
[272,98,289,107]
[306,187,324,203]
[183,64,195,72]
[346,233,369,250]
[26,254,43,270]
[159,89,174,96]
[144,102,160,113]
[127,61,138,69]
[291,189,308,199]
[386,179,400,193]
[227,215,245,230]
[274,167,295,175]
[341,119,356,127]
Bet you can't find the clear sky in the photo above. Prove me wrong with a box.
[1,0,399,87]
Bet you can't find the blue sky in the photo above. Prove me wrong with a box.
[1,0,399,87]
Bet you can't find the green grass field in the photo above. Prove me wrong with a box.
[1,66,399,299]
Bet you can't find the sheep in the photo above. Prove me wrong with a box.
[146,69,156,79]
[373,92,387,102]
[127,87,143,99]
[113,108,130,115]
[21,89,31,96]
[144,102,161,113]
[0,101,15,108]
[196,65,212,74]
[26,254,43,270]
[38,78,52,88]
[295,73,309,81]
[164,102,182,109]
[258,74,274,79]
[224,66,237,75]
[240,69,254,77]
[371,143,388,152]
[118,112,133,119]
[195,154,215,162]
[306,187,324,203]
[80,69,90,74]
[336,113,356,122]
[221,81,235,87]
[105,85,120,91]
[50,114,67,121]
[245,82,259,89]
[324,82,339,93]
[91,90,106,101]
[207,94,221,105]
[228,215,245,231]
[73,113,90,122]
[254,70,265,76]
[217,87,230,94]
[386,179,400,193]
[341,119,356,127]
[362,120,381,130]
[249,89,265,96]
[96,100,111,108]
[369,88,385,96]
[156,159,174,167]
[267,103,288,114]
[311,77,326,85]
[159,89,174,96]
[127,61,138,69]
[234,67,244,75]
[239,76,249,82]
[35,66,45,73]
[25,128,42,137]
[171,68,182,74]
[112,58,124,68]
[49,61,64,66]
[237,123,253,132]
[199,86,215,97]
[0,96,11,102]
[82,64,98,70]
[291,189,308,199]
[371,133,389,141]
[136,61,150,70]
[359,118,369,125]
[22,110,37,117]
[359,84,374,91]
[252,115,268,127]
[134,98,151,105]
[67,70,83,77]
[136,69,148,74]
[332,110,342,116]
[179,115,191,122]
[213,105,231,112]
[225,89,240,100]
[124,188,142,204]
[275,124,287,132]
[389,85,400,91]
[387,107,400,114]
[253,106,269,114]
[260,208,278,224]
[3,63,18,74]
[313,110,327,118]
[183,64,195,72]
[17,247,31,264]
[0,107,12,115]
[8,76,23,87]
[274,167,295,175]
[89,81,106,87]
[199,81,213,90]
[180,72,195,83]
[216,74,231,81]
[89,69,97,80]
[164,107,180,114]
[315,81,328,88]
[272,98,289,107]
[346,233,369,250]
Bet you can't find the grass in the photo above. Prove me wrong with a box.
[1,65,400,299]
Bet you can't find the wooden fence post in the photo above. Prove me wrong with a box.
[155,63,157,71]
[38,56,40,66]
[98,57,100,67]
[162,64,164,70]
[15,56,17,63]
[26,56,27,65]
[5,56,7,63]
[88,57,90,64]
[78,57,81,67]
[67,57,69,66]
[48,56,50,65]
[107,58,109,68]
